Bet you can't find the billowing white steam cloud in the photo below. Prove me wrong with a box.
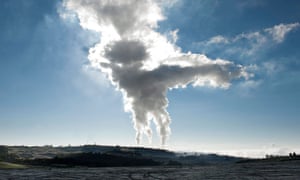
[63,0,248,145]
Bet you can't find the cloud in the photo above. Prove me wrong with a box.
[63,0,164,36]
[198,22,299,58]
[167,29,179,44]
[194,22,299,94]
[265,22,300,43]
[262,61,284,75]
[207,35,229,45]
[105,40,149,65]
[62,0,247,145]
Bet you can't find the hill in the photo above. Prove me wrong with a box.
[1,145,243,167]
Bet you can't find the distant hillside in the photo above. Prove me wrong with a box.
[6,145,176,160]
[1,145,244,167]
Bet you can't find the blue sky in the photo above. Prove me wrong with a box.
[1,0,300,157]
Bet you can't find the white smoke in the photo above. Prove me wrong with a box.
[62,0,248,145]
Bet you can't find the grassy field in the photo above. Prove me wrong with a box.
[0,160,300,179]
[0,161,27,169]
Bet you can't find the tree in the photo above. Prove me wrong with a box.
[0,146,8,161]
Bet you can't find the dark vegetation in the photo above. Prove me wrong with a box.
[24,152,160,167]
[0,146,17,162]
[237,152,300,164]
[1,145,246,168]
[0,146,8,161]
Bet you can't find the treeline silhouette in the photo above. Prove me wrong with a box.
[0,146,8,160]
[265,152,300,161]
[24,152,161,167]
[238,152,300,164]
[0,146,17,162]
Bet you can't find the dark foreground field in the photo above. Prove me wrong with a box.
[1,160,300,180]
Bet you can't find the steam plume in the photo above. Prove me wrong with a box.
[63,0,248,145]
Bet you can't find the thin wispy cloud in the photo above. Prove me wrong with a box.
[265,23,300,43]
[193,22,299,94]
[196,22,299,58]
